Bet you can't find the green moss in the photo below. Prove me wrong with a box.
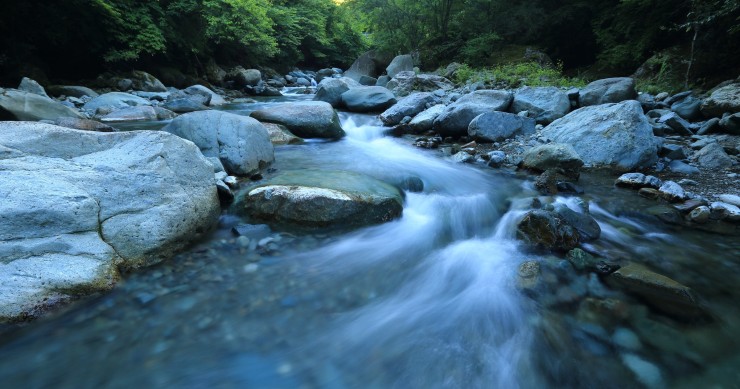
[453,62,588,89]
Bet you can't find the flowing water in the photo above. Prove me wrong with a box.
[1,91,739,388]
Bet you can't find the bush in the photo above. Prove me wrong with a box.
[453,62,587,89]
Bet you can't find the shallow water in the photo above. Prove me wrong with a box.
[1,94,739,388]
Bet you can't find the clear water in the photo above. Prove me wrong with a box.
[1,95,739,389]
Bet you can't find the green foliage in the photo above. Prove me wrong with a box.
[458,33,502,65]
[453,62,588,89]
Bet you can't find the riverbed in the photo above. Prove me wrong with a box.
[1,91,738,388]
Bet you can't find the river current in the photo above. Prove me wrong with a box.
[0,90,738,388]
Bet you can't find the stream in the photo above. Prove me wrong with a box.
[0,90,739,388]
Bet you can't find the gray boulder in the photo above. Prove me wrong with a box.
[385,71,454,97]
[345,50,393,81]
[409,104,446,133]
[162,110,274,176]
[261,123,303,145]
[226,67,262,88]
[379,92,437,126]
[314,77,359,107]
[83,92,151,113]
[359,75,378,86]
[719,113,740,135]
[184,85,227,106]
[0,89,84,121]
[467,111,535,142]
[341,86,397,112]
[511,86,570,124]
[130,70,167,92]
[433,90,513,137]
[99,106,176,122]
[250,101,345,139]
[520,143,584,172]
[658,112,693,135]
[701,83,740,118]
[0,122,220,321]
[579,77,637,106]
[671,96,703,121]
[693,142,734,169]
[235,170,403,230]
[162,98,209,113]
[541,100,658,171]
[18,77,49,98]
[386,54,414,78]
[47,85,99,99]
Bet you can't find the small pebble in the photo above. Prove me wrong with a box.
[243,264,259,273]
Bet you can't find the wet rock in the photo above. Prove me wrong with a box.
[0,122,220,322]
[250,101,345,139]
[566,248,600,271]
[607,263,705,319]
[516,210,580,251]
[216,180,234,203]
[710,202,740,222]
[409,104,446,133]
[231,224,272,240]
[554,204,601,241]
[718,194,740,207]
[518,261,541,290]
[261,123,303,145]
[467,111,536,142]
[541,100,658,171]
[689,206,711,223]
[83,92,151,113]
[615,173,662,189]
[451,151,475,163]
[313,77,360,108]
[47,85,99,99]
[0,89,84,121]
[579,77,637,106]
[162,110,274,176]
[379,92,437,126]
[520,143,583,173]
[487,151,507,167]
[700,83,740,118]
[235,170,403,230]
[358,75,377,86]
[534,169,562,195]
[693,142,734,169]
[658,181,687,202]
[433,90,513,137]
[638,188,661,200]
[511,86,570,124]
[673,199,706,213]
[612,328,642,351]
[52,117,115,132]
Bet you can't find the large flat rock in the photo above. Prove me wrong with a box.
[541,100,658,171]
[0,122,220,321]
[250,101,345,139]
[234,170,403,230]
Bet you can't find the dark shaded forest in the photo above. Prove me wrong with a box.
[0,0,738,88]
